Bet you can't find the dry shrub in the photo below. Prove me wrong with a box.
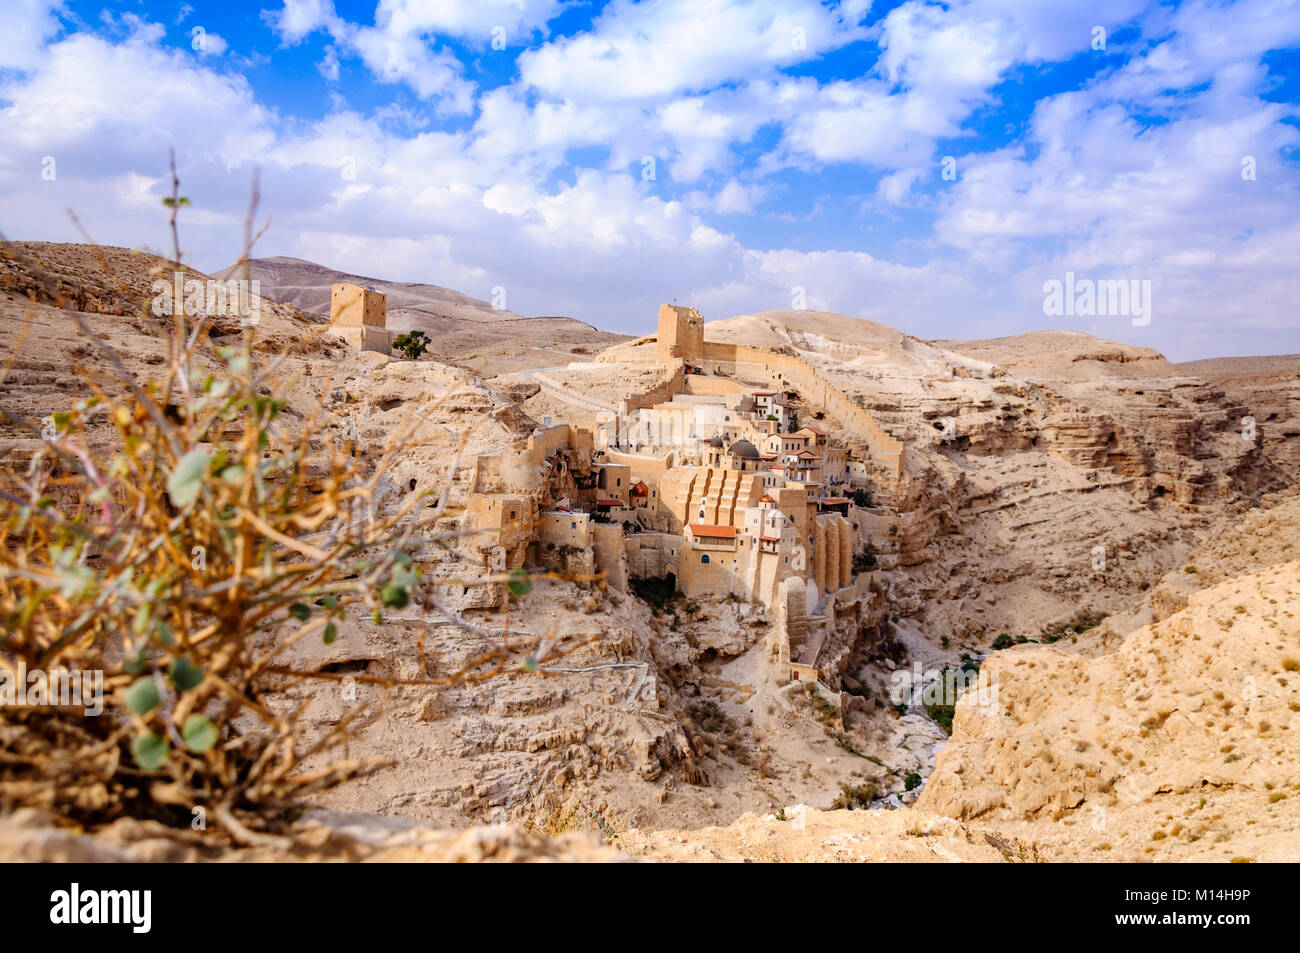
[0,179,548,844]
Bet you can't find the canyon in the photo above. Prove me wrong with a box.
[1,242,1297,862]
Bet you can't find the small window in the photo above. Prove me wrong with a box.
[571,522,576,529]
[701,554,710,564]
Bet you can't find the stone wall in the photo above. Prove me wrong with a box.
[682,375,747,397]
[700,342,906,478]
[625,532,680,580]
[458,493,537,573]
[659,466,765,533]
[620,363,685,416]
[657,304,704,364]
[526,424,595,467]
[330,282,390,355]
[592,523,628,592]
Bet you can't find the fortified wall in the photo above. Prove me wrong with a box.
[639,303,906,478]
[463,421,631,600]
[699,342,906,479]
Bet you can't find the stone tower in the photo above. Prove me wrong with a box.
[657,303,704,365]
[330,283,391,354]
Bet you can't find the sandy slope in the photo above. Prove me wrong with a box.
[220,256,632,376]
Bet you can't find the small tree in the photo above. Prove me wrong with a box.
[392,330,430,360]
[851,488,873,508]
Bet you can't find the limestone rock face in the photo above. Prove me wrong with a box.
[1148,488,1300,622]
[917,557,1300,858]
[696,310,1292,649]
[1179,354,1300,481]
[5,246,1300,862]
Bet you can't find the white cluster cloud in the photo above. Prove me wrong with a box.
[265,0,491,113]
[0,0,65,70]
[0,0,1297,360]
[932,0,1300,355]
[517,0,870,102]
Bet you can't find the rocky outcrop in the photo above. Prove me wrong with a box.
[918,559,1300,854]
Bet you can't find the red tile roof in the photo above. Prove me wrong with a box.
[687,524,737,539]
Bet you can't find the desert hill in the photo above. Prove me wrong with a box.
[3,242,1299,862]
[0,242,535,495]
[218,256,632,376]
[936,329,1175,380]
[1,242,333,459]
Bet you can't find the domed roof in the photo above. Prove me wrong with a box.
[707,435,725,448]
[759,494,775,503]
[729,439,760,459]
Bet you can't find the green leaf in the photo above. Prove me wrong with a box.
[391,564,419,589]
[181,715,217,754]
[380,584,409,609]
[123,651,148,676]
[131,733,169,770]
[126,677,160,716]
[322,622,338,644]
[167,449,210,507]
[289,603,312,621]
[507,570,531,598]
[169,657,203,691]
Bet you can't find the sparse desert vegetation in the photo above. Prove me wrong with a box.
[2,1,1299,876]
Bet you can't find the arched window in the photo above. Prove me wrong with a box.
[701,554,710,564]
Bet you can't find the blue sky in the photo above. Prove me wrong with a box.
[2,0,1298,360]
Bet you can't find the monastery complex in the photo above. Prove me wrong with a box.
[448,303,913,687]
